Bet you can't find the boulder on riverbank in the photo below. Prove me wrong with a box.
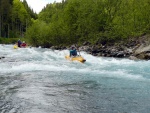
[134,45,150,60]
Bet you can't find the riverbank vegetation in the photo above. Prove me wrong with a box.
[26,0,150,47]
[0,37,29,44]
[0,0,37,39]
[0,38,17,44]
[1,0,150,47]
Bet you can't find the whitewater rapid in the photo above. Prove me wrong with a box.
[0,44,150,113]
[0,44,149,80]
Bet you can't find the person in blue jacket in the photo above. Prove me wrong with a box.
[17,39,22,47]
[70,46,77,57]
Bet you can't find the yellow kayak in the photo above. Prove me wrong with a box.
[13,44,28,49]
[65,55,86,63]
[13,44,18,49]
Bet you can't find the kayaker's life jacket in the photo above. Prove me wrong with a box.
[21,43,27,48]
[70,49,77,57]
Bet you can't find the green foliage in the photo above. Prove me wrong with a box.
[25,20,51,47]
[12,0,28,22]
[22,0,37,20]
[1,0,150,46]
[0,38,19,44]
[0,0,36,39]
[26,0,150,46]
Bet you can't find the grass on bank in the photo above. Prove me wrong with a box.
[0,37,29,45]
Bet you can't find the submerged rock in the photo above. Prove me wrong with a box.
[0,56,5,59]
[129,56,138,60]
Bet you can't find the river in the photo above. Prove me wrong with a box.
[0,44,150,113]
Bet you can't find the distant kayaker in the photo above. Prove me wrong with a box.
[70,46,77,57]
[17,39,22,47]
[20,41,27,48]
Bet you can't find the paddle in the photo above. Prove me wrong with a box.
[75,44,81,56]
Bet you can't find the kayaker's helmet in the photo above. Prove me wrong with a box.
[71,46,75,50]
[23,41,25,43]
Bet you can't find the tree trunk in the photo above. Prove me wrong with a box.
[8,24,9,38]
[1,14,4,37]
[26,19,28,31]
[20,23,22,38]
[0,14,1,37]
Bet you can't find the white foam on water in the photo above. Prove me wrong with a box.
[0,45,149,82]
[17,85,49,105]
[98,69,145,80]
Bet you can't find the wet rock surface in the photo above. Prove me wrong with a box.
[78,35,150,60]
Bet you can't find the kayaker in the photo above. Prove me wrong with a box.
[20,41,27,48]
[70,46,77,57]
[17,39,22,47]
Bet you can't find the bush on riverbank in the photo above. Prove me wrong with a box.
[0,38,29,44]
[0,38,18,44]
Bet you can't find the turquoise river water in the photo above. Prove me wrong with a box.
[0,44,150,113]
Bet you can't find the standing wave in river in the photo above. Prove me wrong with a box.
[0,44,150,113]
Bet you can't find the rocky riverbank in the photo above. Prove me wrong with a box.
[81,34,150,60]
[1,34,150,61]
[50,34,150,60]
